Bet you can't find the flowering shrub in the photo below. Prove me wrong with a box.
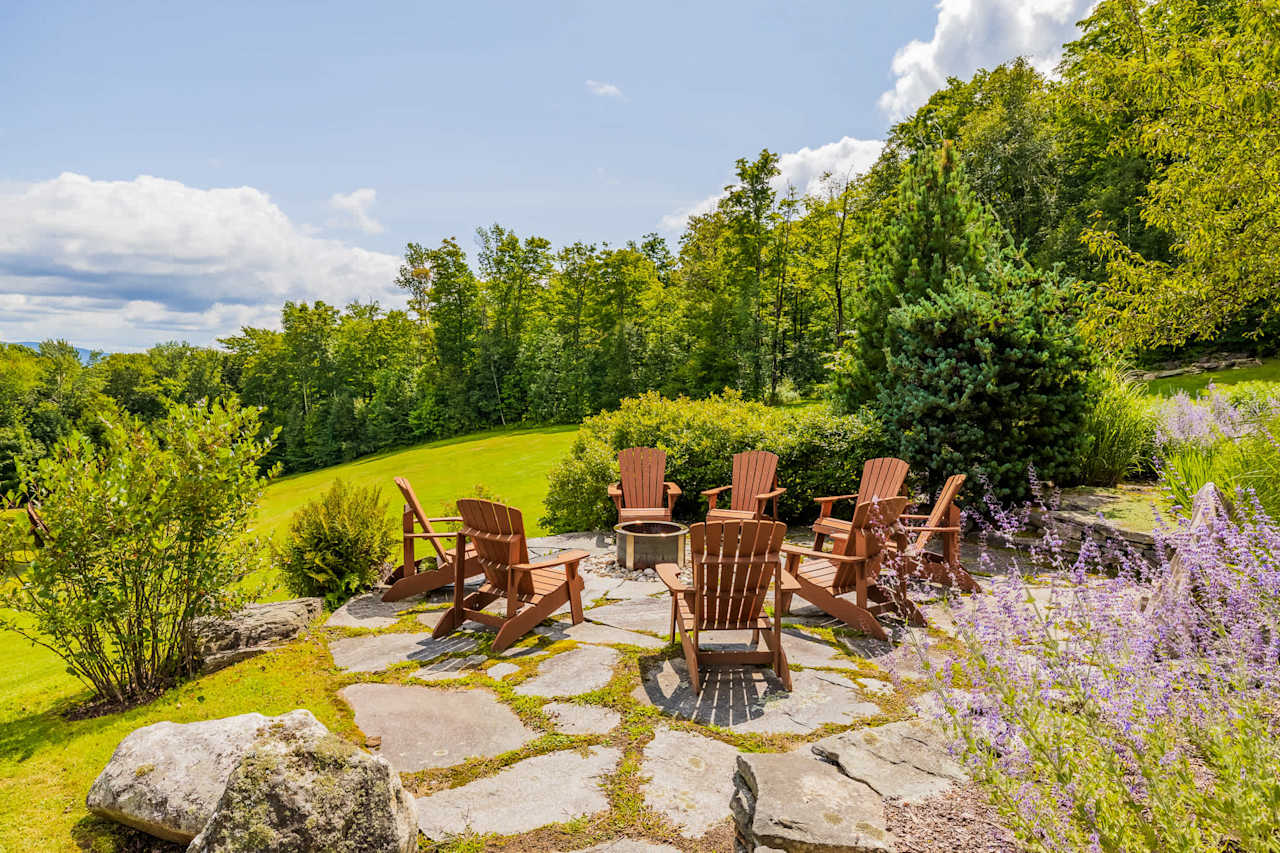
[923,482,1280,852]
[1156,385,1280,517]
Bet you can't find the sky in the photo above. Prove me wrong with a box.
[0,0,1093,351]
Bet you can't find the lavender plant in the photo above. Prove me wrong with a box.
[923,480,1280,853]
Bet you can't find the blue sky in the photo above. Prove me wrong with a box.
[0,0,1092,350]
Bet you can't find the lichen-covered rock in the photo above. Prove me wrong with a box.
[189,730,417,853]
[86,710,327,843]
[195,598,322,672]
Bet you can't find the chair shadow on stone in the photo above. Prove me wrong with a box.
[634,658,792,729]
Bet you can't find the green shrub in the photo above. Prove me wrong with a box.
[1077,367,1159,486]
[1161,416,1280,519]
[276,480,396,609]
[0,402,273,705]
[875,268,1094,501]
[541,391,884,532]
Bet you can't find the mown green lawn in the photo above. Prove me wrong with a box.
[1143,356,1280,396]
[0,425,577,852]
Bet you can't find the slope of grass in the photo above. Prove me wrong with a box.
[0,425,577,851]
[1144,356,1280,396]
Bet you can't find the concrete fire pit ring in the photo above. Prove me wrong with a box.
[613,521,688,571]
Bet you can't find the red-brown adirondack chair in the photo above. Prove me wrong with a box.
[782,497,924,640]
[432,498,588,653]
[702,450,786,522]
[656,519,798,694]
[608,447,682,523]
[812,457,910,551]
[382,477,484,602]
[890,474,980,592]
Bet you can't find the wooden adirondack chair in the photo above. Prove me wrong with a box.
[608,447,682,523]
[382,477,485,603]
[432,498,588,653]
[655,519,798,694]
[782,497,924,640]
[702,450,786,522]
[812,457,909,551]
[891,474,980,592]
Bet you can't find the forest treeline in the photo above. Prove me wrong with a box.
[2,0,1276,486]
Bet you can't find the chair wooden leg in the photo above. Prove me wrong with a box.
[778,590,794,615]
[668,597,677,644]
[678,622,701,695]
[567,568,585,625]
[431,605,463,639]
[382,567,447,602]
[795,576,888,641]
[867,583,928,628]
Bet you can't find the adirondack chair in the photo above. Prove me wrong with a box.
[382,477,484,602]
[432,498,588,653]
[608,447,682,523]
[782,497,924,640]
[702,450,786,522]
[890,474,980,593]
[812,457,910,551]
[655,519,798,694]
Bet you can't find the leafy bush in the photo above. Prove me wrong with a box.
[276,480,396,610]
[925,485,1280,852]
[0,402,273,705]
[874,268,1094,501]
[541,391,884,532]
[1077,366,1158,486]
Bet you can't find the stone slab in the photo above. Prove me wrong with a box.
[640,727,740,837]
[486,662,520,680]
[585,596,672,635]
[339,683,535,772]
[515,645,621,698]
[634,660,880,734]
[527,531,614,557]
[734,751,892,853]
[415,746,620,839]
[328,631,480,673]
[534,619,666,649]
[811,719,966,804]
[544,701,622,735]
[326,592,419,630]
[415,654,486,682]
[607,579,666,599]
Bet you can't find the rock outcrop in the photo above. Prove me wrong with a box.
[86,710,327,843]
[189,730,417,853]
[195,598,322,672]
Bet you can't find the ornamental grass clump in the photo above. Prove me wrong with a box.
[0,402,274,706]
[924,481,1280,852]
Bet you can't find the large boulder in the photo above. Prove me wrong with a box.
[189,730,417,853]
[86,710,327,843]
[195,598,323,672]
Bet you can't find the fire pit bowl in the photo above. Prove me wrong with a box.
[613,520,688,571]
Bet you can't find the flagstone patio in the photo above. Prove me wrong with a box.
[323,558,974,851]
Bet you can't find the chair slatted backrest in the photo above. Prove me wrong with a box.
[829,497,909,592]
[395,476,450,562]
[859,457,909,503]
[729,450,779,513]
[915,474,965,552]
[689,519,785,630]
[457,498,531,593]
[619,447,667,510]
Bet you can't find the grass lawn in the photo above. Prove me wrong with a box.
[0,425,577,852]
[1143,356,1280,396]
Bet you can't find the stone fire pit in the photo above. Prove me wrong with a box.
[614,520,687,571]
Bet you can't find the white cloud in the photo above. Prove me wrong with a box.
[329,187,384,234]
[585,79,624,98]
[659,136,884,231]
[879,0,1094,120]
[0,173,401,350]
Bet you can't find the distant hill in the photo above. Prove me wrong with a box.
[7,341,98,363]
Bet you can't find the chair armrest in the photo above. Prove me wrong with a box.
[781,544,866,564]
[899,513,930,521]
[778,569,801,592]
[655,562,688,593]
[814,493,858,505]
[405,531,464,541]
[701,485,731,497]
[514,549,590,571]
[756,487,786,500]
[906,525,962,534]
[608,483,623,497]
[663,482,682,497]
